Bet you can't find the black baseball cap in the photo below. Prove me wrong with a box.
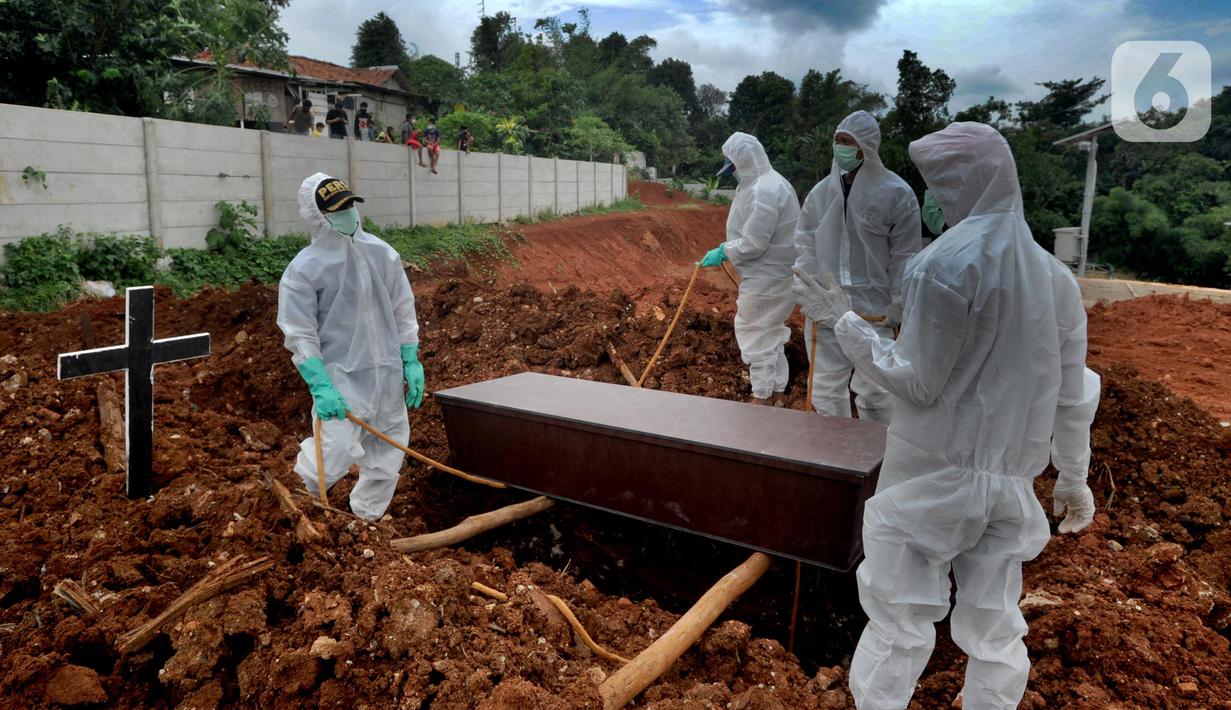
[314,177,364,213]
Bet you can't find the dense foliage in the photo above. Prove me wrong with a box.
[2,3,1229,286]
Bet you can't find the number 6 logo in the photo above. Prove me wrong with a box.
[1113,41,1211,142]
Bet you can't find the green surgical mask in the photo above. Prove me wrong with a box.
[325,206,360,236]
[922,190,946,235]
[833,143,862,172]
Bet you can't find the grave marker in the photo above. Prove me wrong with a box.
[57,286,210,497]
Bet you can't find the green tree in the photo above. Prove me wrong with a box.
[470,12,523,72]
[648,58,699,118]
[407,55,464,115]
[728,72,795,150]
[351,12,412,69]
[437,111,497,151]
[564,116,631,161]
[1132,152,1231,224]
[0,0,191,115]
[1175,206,1231,286]
[883,50,956,141]
[1016,77,1108,129]
[167,0,289,126]
[466,72,516,114]
[954,96,1014,127]
[1090,187,1182,280]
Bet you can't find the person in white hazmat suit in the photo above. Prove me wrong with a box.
[794,122,1100,708]
[277,173,426,520]
[794,111,920,422]
[698,132,801,405]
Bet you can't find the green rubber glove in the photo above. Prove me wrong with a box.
[699,245,728,268]
[400,343,426,409]
[297,357,350,420]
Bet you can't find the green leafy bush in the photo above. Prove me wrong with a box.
[1,227,81,291]
[78,235,161,286]
[206,201,261,252]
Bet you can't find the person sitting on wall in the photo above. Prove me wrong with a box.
[457,125,474,155]
[407,121,426,167]
[424,117,441,174]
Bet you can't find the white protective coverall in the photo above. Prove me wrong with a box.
[277,173,419,520]
[795,111,920,421]
[719,132,801,399]
[835,123,1100,709]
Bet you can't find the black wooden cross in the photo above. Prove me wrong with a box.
[57,286,211,498]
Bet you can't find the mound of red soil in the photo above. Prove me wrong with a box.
[0,276,1227,708]
[493,201,738,316]
[1087,294,1231,422]
[627,180,701,207]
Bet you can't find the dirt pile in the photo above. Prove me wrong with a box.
[1088,294,1231,422]
[0,273,1227,708]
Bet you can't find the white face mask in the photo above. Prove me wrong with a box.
[325,206,360,236]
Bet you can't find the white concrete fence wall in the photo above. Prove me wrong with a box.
[0,103,628,252]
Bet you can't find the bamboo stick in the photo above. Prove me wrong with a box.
[346,412,507,489]
[52,579,99,615]
[788,560,802,653]
[471,581,508,602]
[261,470,323,543]
[391,496,556,553]
[313,418,328,508]
[546,593,632,665]
[606,342,640,387]
[117,555,273,654]
[720,261,739,288]
[598,552,771,710]
[638,263,701,387]
[96,380,125,474]
[805,320,818,413]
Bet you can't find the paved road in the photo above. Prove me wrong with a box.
[1079,277,1231,308]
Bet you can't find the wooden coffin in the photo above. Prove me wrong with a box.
[435,372,885,571]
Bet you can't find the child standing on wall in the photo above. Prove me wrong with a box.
[424,117,441,174]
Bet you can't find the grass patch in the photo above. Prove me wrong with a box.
[0,195,650,312]
[365,220,513,270]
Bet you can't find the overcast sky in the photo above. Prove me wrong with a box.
[280,0,1230,113]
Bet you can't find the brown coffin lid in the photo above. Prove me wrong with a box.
[434,372,886,480]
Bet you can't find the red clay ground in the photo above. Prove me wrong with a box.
[0,198,1228,708]
[1088,294,1231,422]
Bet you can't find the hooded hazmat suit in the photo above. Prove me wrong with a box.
[794,111,920,421]
[832,124,1100,708]
[277,173,419,520]
[718,132,801,399]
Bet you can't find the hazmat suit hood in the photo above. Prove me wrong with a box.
[722,132,772,181]
[834,110,882,167]
[299,172,351,241]
[908,122,1023,231]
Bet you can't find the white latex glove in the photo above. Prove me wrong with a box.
[791,268,852,329]
[1053,470,1095,534]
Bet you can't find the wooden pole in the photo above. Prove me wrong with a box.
[391,496,555,553]
[117,555,273,654]
[261,470,323,543]
[637,263,701,387]
[346,412,507,489]
[598,551,771,709]
[805,321,818,413]
[313,418,328,508]
[788,560,802,654]
[606,342,639,387]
